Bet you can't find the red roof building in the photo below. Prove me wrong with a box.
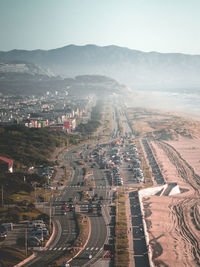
[0,156,14,173]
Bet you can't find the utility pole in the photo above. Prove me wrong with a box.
[49,198,52,234]
[25,228,28,256]
[1,185,3,208]
[34,183,37,203]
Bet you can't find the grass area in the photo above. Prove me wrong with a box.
[82,166,95,188]
[114,190,129,267]
[102,103,112,137]
[0,246,32,267]
[135,139,153,185]
[0,204,47,224]
[61,165,71,186]
[116,109,123,136]
[50,213,90,266]
[10,190,35,204]
[81,190,92,201]
[35,188,60,202]
[8,187,60,204]
[93,101,113,140]
[0,125,68,168]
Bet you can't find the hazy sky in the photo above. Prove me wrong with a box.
[0,0,200,54]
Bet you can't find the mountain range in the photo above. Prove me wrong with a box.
[1,44,200,90]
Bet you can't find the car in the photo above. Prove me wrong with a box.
[69,203,74,211]
[43,185,54,190]
[28,236,41,247]
[18,200,28,206]
[27,220,45,228]
[34,223,46,229]
[0,231,7,240]
[31,232,44,242]
[61,262,70,267]
[31,228,49,236]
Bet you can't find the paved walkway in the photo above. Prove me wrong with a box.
[93,259,110,267]
[125,191,135,267]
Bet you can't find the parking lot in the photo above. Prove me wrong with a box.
[129,191,150,267]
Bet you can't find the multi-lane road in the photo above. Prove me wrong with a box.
[25,100,150,267]
[25,145,110,267]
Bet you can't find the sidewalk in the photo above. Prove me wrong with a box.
[125,191,135,267]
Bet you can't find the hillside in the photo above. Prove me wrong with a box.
[1,45,200,89]
[0,71,127,96]
[0,61,54,76]
[0,125,64,167]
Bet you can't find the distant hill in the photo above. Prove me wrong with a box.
[0,61,54,77]
[1,45,200,90]
[0,71,126,96]
[0,61,58,95]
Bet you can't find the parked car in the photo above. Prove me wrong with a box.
[28,236,41,247]
[31,227,49,235]
[0,225,7,240]
[43,185,54,190]
[0,231,7,240]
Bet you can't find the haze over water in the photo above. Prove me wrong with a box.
[127,89,200,119]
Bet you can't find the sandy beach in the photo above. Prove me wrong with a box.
[127,95,200,266]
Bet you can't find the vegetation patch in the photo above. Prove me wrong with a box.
[114,190,129,267]
[76,100,102,136]
[135,139,153,185]
[0,246,32,267]
[0,205,48,224]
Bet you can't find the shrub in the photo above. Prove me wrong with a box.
[37,213,49,225]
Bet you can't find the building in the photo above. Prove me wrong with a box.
[64,121,71,132]
[49,125,65,131]
[0,156,14,173]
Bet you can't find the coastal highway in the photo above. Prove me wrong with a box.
[25,145,109,267]
[25,100,150,266]
[70,157,110,266]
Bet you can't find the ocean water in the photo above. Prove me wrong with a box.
[127,89,200,118]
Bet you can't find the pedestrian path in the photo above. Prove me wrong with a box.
[64,185,131,189]
[38,246,103,252]
[126,191,135,267]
